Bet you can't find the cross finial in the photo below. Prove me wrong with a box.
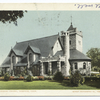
[71,16,72,25]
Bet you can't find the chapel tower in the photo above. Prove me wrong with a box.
[68,22,83,52]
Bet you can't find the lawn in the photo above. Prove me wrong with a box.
[0,80,99,90]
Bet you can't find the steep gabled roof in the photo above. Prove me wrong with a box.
[24,45,41,54]
[67,23,74,31]
[8,48,23,57]
[0,57,10,68]
[13,34,59,57]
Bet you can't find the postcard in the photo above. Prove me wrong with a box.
[0,3,100,96]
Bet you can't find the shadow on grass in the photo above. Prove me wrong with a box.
[60,80,76,87]
[84,80,100,89]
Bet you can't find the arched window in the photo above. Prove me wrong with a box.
[83,62,86,69]
[29,53,33,64]
[12,56,16,65]
[74,63,78,69]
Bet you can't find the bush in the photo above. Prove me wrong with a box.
[44,76,53,80]
[53,72,64,82]
[70,70,85,86]
[0,76,4,80]
[26,75,32,82]
[44,76,49,80]
[4,73,10,81]
[64,77,70,80]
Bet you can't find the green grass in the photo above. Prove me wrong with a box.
[0,80,99,90]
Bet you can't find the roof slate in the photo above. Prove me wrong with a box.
[24,45,41,54]
[13,34,58,57]
[69,49,91,61]
[55,49,91,61]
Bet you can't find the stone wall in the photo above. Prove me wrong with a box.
[69,34,76,50]
[69,33,82,52]
[70,61,91,75]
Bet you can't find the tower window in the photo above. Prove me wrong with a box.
[78,41,81,45]
[70,40,71,45]
[83,62,86,69]
[74,63,78,69]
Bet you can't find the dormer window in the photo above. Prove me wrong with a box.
[29,53,33,64]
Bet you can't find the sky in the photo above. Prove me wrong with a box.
[0,11,100,65]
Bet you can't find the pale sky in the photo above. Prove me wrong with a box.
[0,11,100,65]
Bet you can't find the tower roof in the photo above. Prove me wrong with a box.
[67,22,74,31]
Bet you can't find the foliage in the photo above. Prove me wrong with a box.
[86,48,100,68]
[17,74,21,77]
[0,11,27,25]
[4,73,10,81]
[48,70,52,76]
[32,76,39,80]
[26,75,32,82]
[44,76,53,80]
[70,70,85,86]
[27,70,33,76]
[53,72,64,82]
[21,72,26,76]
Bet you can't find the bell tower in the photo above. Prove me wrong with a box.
[67,22,83,52]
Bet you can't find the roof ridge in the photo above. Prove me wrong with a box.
[17,34,59,44]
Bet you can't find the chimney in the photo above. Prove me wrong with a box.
[61,31,70,76]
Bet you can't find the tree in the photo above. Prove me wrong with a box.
[86,48,100,68]
[0,11,27,25]
[70,70,85,86]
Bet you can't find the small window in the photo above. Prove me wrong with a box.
[78,41,81,45]
[70,40,71,45]
[74,63,78,69]
[83,62,86,69]
[29,53,33,64]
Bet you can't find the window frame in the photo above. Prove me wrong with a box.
[74,63,78,69]
[83,62,86,69]
[29,53,33,64]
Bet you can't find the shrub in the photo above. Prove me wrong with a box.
[33,76,39,80]
[64,77,70,80]
[17,74,21,77]
[53,72,64,82]
[44,76,49,80]
[4,73,10,81]
[13,76,19,80]
[0,76,4,80]
[26,75,32,82]
[48,70,52,76]
[70,70,85,86]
